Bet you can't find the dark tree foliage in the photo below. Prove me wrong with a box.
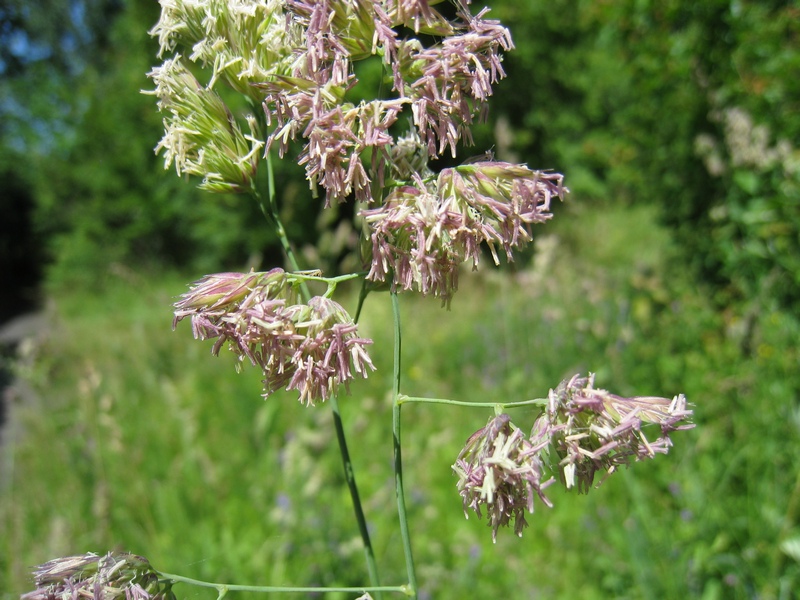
[0,0,122,77]
[0,0,123,150]
[485,0,800,312]
[0,162,44,319]
[0,0,125,316]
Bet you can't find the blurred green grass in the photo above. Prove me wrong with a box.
[2,202,799,599]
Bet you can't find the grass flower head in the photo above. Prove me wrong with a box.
[146,56,264,193]
[22,552,175,600]
[535,373,694,493]
[452,413,555,542]
[361,161,567,302]
[173,270,375,405]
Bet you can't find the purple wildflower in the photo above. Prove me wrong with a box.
[22,552,175,600]
[452,414,555,542]
[173,270,375,405]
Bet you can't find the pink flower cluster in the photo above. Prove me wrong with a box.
[453,374,693,540]
[151,0,566,304]
[538,373,694,493]
[22,552,175,600]
[453,413,554,542]
[361,162,567,302]
[263,0,513,204]
[401,7,513,157]
[173,270,375,405]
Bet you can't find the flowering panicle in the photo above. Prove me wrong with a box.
[173,270,375,405]
[538,373,694,493]
[386,127,434,183]
[259,0,513,204]
[261,0,407,205]
[441,162,565,262]
[452,414,555,542]
[286,0,398,68]
[149,0,296,101]
[264,84,407,204]
[361,161,567,302]
[398,8,513,157]
[149,1,518,206]
[384,0,454,36]
[146,56,264,193]
[22,552,175,600]
[361,178,462,300]
[453,375,694,540]
[147,0,300,193]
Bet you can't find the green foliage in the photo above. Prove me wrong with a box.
[483,0,800,311]
[7,0,798,313]
[0,0,794,307]
[0,0,121,78]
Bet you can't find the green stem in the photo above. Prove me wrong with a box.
[391,293,418,599]
[257,152,311,299]
[158,571,409,596]
[774,468,800,579]
[329,393,383,597]
[287,271,366,299]
[398,395,548,410]
[288,272,365,284]
[354,277,370,323]
[254,152,383,596]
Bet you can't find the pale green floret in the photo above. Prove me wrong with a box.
[150,0,298,102]
[146,56,263,192]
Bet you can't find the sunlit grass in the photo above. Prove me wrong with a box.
[2,203,799,599]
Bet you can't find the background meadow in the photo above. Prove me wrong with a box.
[2,1,799,598]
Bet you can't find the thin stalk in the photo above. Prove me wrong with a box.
[289,272,365,285]
[254,152,383,596]
[158,571,409,596]
[391,293,418,598]
[774,468,800,579]
[398,395,548,410]
[257,152,311,299]
[287,271,366,299]
[354,276,370,323]
[329,393,383,597]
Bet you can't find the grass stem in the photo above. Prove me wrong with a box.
[398,395,548,410]
[392,293,418,599]
[253,152,383,596]
[159,571,408,595]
